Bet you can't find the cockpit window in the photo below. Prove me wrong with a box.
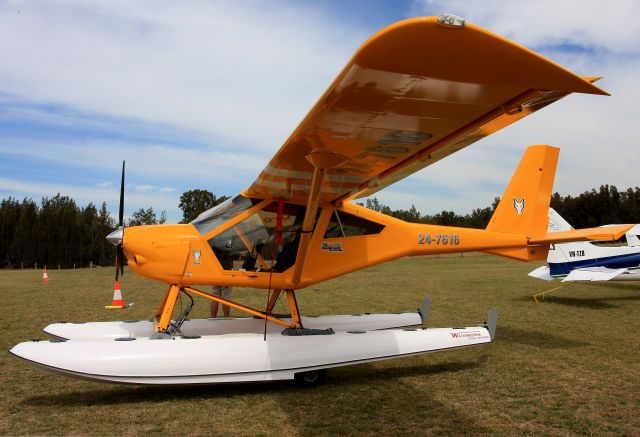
[324,210,385,238]
[191,195,260,236]
[208,201,306,272]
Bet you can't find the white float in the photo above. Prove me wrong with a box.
[11,313,496,385]
[43,312,424,340]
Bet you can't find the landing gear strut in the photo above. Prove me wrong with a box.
[153,285,306,334]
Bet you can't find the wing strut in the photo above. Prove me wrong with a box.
[291,148,348,285]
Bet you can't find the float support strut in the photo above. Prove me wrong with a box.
[183,286,301,329]
[266,289,282,314]
[286,289,302,328]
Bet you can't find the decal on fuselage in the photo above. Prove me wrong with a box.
[192,249,202,265]
[321,242,343,253]
[418,233,460,245]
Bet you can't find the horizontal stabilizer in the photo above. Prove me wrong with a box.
[529,266,553,281]
[563,267,627,282]
[528,224,634,244]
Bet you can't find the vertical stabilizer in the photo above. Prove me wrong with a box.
[626,225,640,247]
[547,208,573,232]
[486,145,559,237]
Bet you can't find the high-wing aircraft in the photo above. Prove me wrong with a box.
[529,208,640,282]
[10,15,633,386]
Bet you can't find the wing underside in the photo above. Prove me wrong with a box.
[245,16,606,205]
[563,267,628,282]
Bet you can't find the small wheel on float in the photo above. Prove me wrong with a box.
[294,369,326,387]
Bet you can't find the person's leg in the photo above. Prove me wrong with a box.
[221,286,232,318]
[210,301,219,318]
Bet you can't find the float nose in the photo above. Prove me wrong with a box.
[107,227,123,245]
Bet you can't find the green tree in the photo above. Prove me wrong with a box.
[0,197,20,267]
[97,202,116,266]
[128,207,166,226]
[11,198,38,267]
[465,207,494,228]
[179,189,229,223]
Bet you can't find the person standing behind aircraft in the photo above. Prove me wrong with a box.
[210,285,232,318]
[211,240,234,317]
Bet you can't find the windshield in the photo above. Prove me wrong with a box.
[191,195,260,236]
[208,201,306,272]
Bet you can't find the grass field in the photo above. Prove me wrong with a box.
[2,255,639,436]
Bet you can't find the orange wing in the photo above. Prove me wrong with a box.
[245,16,606,205]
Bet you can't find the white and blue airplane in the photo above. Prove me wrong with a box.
[529,209,640,282]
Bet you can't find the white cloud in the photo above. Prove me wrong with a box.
[1,137,266,184]
[1,1,638,221]
[418,0,640,55]
[0,0,364,151]
[0,176,178,217]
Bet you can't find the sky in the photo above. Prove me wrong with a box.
[1,0,639,223]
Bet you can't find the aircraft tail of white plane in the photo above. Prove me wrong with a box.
[547,208,573,233]
[626,225,640,246]
[529,209,640,281]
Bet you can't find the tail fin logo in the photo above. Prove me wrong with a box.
[513,197,525,215]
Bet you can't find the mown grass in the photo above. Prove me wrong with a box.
[1,255,639,436]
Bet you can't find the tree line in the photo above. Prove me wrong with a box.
[1,185,639,269]
[0,195,168,269]
[364,185,640,229]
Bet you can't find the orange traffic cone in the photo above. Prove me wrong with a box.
[42,267,49,282]
[105,280,125,309]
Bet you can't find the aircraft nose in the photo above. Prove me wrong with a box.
[122,224,198,283]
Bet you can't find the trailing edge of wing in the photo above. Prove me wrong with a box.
[245,16,607,205]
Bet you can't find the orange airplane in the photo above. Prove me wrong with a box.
[111,15,629,334]
[11,15,633,385]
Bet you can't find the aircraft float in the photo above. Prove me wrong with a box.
[529,208,640,282]
[10,15,633,386]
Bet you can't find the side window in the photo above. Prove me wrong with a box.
[208,201,306,272]
[324,210,384,238]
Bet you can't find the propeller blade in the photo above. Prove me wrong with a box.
[118,161,125,227]
[117,243,125,279]
[114,160,126,281]
[115,244,121,281]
